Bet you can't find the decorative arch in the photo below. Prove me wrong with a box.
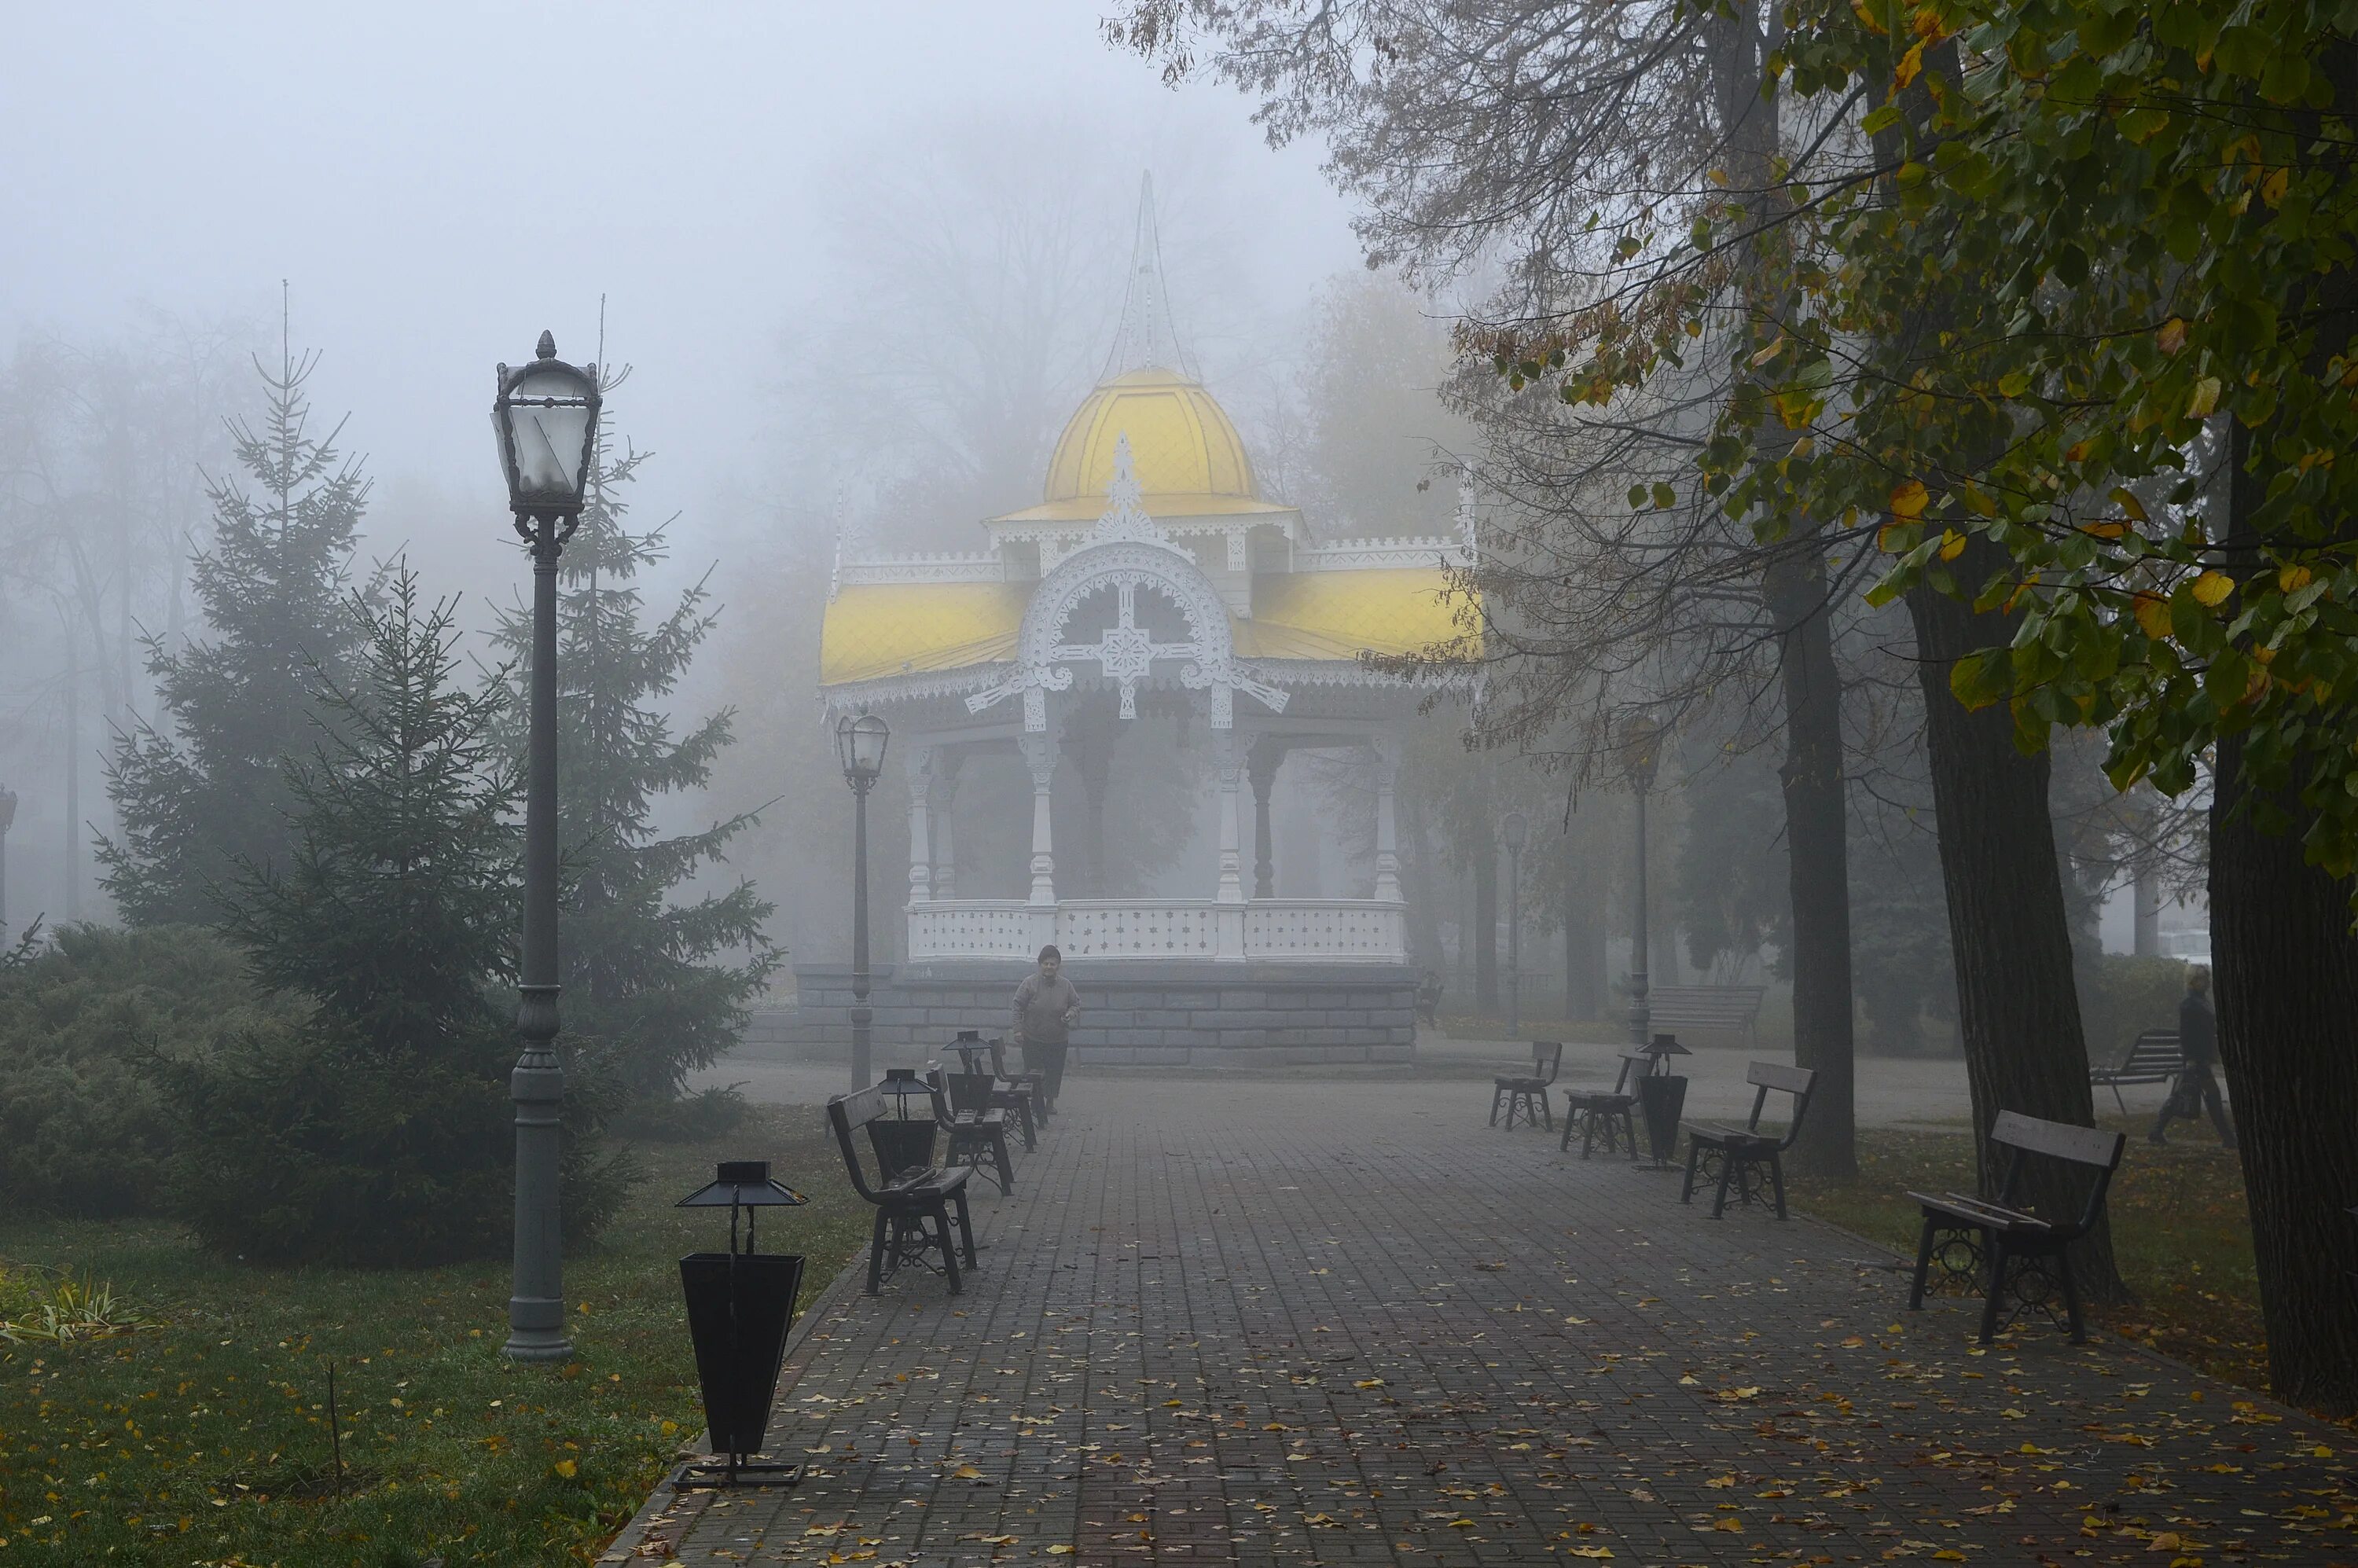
[966,538,1288,730]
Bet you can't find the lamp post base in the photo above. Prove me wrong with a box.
[501,1327,575,1363]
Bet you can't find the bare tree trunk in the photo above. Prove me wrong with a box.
[1563,829,1604,1019]
[2209,406,2358,1412]
[2210,735,2358,1413]
[1764,554,1856,1175]
[1474,821,1499,1012]
[1908,547,2125,1299]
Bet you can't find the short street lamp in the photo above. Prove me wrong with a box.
[1618,712,1663,1052]
[1501,810,1529,1034]
[491,329,601,1364]
[836,711,891,1092]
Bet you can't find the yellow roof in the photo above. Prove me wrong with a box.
[1237,570,1475,662]
[819,567,1472,689]
[1040,369,1257,506]
[820,582,1029,686]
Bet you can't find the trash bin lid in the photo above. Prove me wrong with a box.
[677,1161,808,1208]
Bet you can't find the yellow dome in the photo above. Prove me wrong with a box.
[1043,369,1258,505]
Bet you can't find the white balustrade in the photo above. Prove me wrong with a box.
[1243,900,1407,963]
[908,898,1405,964]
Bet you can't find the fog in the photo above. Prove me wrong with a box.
[0,2,2189,1042]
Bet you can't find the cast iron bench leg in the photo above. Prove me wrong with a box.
[931,1200,962,1294]
[993,1129,1016,1195]
[1908,1216,1937,1310]
[1489,1087,1504,1127]
[1977,1236,2011,1344]
[1537,1089,1552,1131]
[1768,1151,1788,1221]
[951,1187,979,1267]
[1710,1146,1737,1220]
[1680,1140,1702,1204]
[866,1209,891,1296]
[2059,1250,2086,1344]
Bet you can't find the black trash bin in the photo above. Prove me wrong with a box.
[673,1162,808,1490]
[1633,1033,1693,1170]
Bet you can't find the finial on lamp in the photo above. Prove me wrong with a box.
[535,330,556,359]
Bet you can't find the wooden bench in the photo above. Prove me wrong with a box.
[949,1034,1041,1148]
[1908,1110,2125,1344]
[1490,1041,1563,1130]
[1415,972,1445,1028]
[1647,984,1768,1048]
[1680,1061,1816,1219]
[1559,1049,1648,1160]
[2090,1029,2180,1114]
[926,1065,1016,1197]
[827,1087,978,1295]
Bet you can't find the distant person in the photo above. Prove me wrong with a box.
[2151,964,2237,1148]
[1011,945,1079,1111]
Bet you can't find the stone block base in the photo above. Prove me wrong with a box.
[759,960,1416,1067]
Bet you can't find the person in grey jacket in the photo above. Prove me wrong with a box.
[1012,945,1079,1110]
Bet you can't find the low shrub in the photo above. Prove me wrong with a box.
[0,923,303,1217]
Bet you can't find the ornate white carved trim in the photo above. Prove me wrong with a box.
[964,523,1289,731]
[837,553,1005,587]
[1294,534,1476,572]
[1089,435,1176,549]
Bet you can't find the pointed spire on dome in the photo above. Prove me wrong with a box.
[1104,172,1192,383]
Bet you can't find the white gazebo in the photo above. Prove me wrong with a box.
[798,181,1475,1064]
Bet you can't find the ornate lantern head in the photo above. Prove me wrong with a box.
[491,331,601,520]
[1501,810,1529,855]
[836,711,891,788]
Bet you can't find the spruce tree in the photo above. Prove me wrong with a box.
[491,372,776,1103]
[100,332,365,926]
[161,571,623,1265]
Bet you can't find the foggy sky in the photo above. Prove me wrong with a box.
[0,2,1361,559]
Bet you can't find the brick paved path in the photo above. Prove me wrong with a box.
[615,1081,2355,1567]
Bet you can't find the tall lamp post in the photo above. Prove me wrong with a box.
[1501,810,1527,1034]
[491,330,601,1364]
[836,712,891,1092]
[0,784,16,944]
[1618,713,1663,1049]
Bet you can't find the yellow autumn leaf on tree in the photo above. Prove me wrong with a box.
[1938,530,1967,561]
[1890,479,1929,520]
[2261,166,2290,206]
[2280,564,2313,593]
[2155,317,2187,354]
[2133,594,2173,639]
[2191,570,2235,607]
[2187,376,2223,417]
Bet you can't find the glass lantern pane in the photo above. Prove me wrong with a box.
[505,366,593,497]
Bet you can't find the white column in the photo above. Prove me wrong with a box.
[932,756,960,899]
[1372,733,1403,902]
[904,744,934,904]
[1019,732,1057,907]
[1215,729,1246,905]
[1214,729,1247,959]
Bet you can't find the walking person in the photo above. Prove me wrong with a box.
[2151,964,2238,1148]
[1012,945,1080,1113]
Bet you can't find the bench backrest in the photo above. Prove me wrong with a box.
[930,1063,994,1118]
[827,1089,888,1203]
[1740,1060,1819,1150]
[1648,984,1768,1023]
[1611,1050,1651,1094]
[1990,1110,2128,1238]
[2118,1030,2181,1072]
[1530,1040,1563,1083]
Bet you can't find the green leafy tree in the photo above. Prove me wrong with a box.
[160,572,623,1265]
[100,336,365,926]
[490,391,776,1103]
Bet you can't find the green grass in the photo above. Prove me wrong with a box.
[1785,1121,2267,1391]
[0,1103,867,1567]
